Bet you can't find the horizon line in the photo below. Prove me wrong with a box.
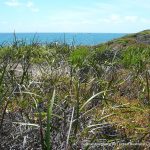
[0,32,130,34]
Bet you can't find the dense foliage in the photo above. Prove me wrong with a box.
[0,34,150,149]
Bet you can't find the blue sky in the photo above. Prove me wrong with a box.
[0,0,150,33]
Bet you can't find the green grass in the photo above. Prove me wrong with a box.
[0,31,150,149]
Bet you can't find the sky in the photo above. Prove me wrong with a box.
[0,0,150,33]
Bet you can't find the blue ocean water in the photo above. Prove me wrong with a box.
[0,33,127,46]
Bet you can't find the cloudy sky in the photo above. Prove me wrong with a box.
[0,0,150,33]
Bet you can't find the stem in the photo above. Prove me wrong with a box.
[0,100,9,130]
[0,63,7,86]
[38,111,45,150]
[146,70,150,103]
[74,80,80,135]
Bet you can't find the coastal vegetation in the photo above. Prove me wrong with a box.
[0,30,150,149]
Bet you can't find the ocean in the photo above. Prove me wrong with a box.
[0,33,127,46]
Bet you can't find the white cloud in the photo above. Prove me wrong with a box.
[97,15,143,24]
[4,0,39,12]
[26,1,33,8]
[98,14,122,24]
[26,1,39,12]
[5,0,21,7]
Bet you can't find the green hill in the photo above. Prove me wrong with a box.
[107,29,150,47]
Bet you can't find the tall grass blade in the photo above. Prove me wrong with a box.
[45,89,56,150]
[80,90,109,111]
[66,107,74,148]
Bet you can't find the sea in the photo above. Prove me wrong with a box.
[0,33,127,46]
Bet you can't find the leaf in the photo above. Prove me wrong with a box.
[80,90,109,111]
